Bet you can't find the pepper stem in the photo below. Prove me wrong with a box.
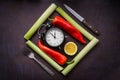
[48,18,54,22]
[66,60,75,65]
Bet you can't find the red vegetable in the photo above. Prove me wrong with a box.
[38,39,67,65]
[49,16,86,44]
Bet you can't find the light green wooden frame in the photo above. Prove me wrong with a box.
[24,3,99,76]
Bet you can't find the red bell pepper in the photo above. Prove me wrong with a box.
[49,16,86,44]
[38,39,67,65]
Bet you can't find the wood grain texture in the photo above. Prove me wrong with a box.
[0,0,120,80]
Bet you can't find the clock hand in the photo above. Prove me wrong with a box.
[54,31,56,38]
[50,32,55,38]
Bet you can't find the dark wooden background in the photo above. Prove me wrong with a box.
[0,0,120,80]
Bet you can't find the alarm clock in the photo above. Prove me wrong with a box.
[38,23,65,47]
[45,27,64,47]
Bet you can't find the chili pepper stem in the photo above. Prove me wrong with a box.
[48,18,54,22]
[66,60,74,65]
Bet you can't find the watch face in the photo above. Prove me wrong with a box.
[45,28,64,47]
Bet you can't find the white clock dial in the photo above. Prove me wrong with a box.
[45,28,64,47]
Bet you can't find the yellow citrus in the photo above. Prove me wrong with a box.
[64,42,78,56]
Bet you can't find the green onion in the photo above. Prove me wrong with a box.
[24,3,57,40]
[26,40,63,71]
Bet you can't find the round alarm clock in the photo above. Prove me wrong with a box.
[45,27,64,47]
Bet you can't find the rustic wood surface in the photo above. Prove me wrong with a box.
[0,0,120,80]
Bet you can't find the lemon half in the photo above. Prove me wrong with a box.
[64,42,78,56]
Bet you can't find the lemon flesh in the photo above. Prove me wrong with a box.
[64,42,78,56]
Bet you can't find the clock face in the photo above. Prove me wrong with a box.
[45,28,64,47]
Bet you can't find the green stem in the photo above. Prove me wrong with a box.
[48,18,54,22]
[66,60,74,65]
